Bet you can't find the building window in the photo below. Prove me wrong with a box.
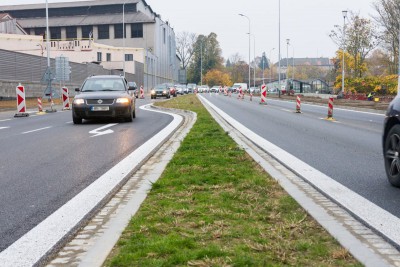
[82,25,93,39]
[66,26,77,39]
[131,23,143,38]
[106,53,111,62]
[50,27,61,40]
[97,52,102,62]
[98,25,109,39]
[163,28,166,44]
[34,27,46,36]
[125,54,133,61]
[114,24,126,39]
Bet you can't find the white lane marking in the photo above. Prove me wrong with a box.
[21,126,52,135]
[0,127,10,130]
[66,121,73,124]
[280,108,292,113]
[0,119,12,122]
[199,95,400,247]
[0,104,182,267]
[89,124,118,137]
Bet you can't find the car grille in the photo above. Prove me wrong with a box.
[86,99,115,105]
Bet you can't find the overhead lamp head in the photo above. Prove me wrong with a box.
[342,10,348,18]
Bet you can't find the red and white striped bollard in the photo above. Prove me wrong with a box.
[296,95,301,113]
[38,97,43,112]
[62,87,70,110]
[14,83,29,117]
[260,84,267,105]
[327,97,334,119]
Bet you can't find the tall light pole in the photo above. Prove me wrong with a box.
[122,2,126,77]
[278,0,281,96]
[251,34,256,87]
[292,45,294,80]
[45,0,50,68]
[239,13,251,89]
[269,48,275,83]
[200,40,203,86]
[342,10,347,95]
[286,39,290,81]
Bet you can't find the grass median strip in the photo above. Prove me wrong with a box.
[105,94,361,266]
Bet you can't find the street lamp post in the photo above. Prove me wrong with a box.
[269,48,275,83]
[342,10,347,95]
[286,39,290,81]
[200,40,203,86]
[122,2,126,77]
[278,0,281,97]
[239,13,251,89]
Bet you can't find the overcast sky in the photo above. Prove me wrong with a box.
[1,0,378,63]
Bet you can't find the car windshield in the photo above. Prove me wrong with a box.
[81,78,126,92]
[155,85,166,90]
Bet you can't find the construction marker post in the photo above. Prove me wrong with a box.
[38,97,43,112]
[62,87,70,110]
[327,97,334,120]
[140,85,144,99]
[250,92,253,101]
[296,95,301,113]
[260,84,267,105]
[14,83,29,117]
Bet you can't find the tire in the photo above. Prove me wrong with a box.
[384,124,400,187]
[125,108,133,122]
[132,109,136,119]
[72,113,82,124]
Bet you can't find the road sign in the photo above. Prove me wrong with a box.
[55,55,71,82]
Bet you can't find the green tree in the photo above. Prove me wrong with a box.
[187,33,224,84]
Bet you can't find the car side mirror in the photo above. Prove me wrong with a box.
[75,88,80,92]
[128,85,137,90]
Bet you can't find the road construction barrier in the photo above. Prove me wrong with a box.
[296,95,301,113]
[224,87,228,96]
[38,97,43,112]
[140,85,144,99]
[327,97,334,119]
[62,87,70,110]
[260,84,267,105]
[250,92,253,101]
[14,83,29,117]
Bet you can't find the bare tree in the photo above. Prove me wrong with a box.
[176,31,197,70]
[373,0,400,74]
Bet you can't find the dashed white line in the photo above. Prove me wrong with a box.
[21,126,52,134]
[0,126,10,130]
[0,119,12,122]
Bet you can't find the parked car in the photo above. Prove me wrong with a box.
[72,75,136,124]
[383,95,400,187]
[151,84,170,99]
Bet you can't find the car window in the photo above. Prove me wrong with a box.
[82,78,126,92]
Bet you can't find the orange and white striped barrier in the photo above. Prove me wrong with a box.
[296,95,301,113]
[140,85,144,99]
[224,87,228,96]
[327,97,334,120]
[250,92,253,101]
[260,84,267,105]
[14,83,29,117]
[38,97,43,112]
[62,87,70,110]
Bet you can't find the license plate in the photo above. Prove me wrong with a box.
[91,106,109,111]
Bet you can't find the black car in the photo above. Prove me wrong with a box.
[128,81,138,98]
[151,84,170,99]
[383,95,400,186]
[72,75,136,124]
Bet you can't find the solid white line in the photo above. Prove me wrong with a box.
[199,95,400,247]
[0,127,10,130]
[21,126,52,134]
[0,119,12,122]
[0,105,182,266]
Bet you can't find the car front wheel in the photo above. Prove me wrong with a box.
[72,113,82,124]
[384,124,400,187]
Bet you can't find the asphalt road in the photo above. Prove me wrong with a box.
[202,93,400,218]
[0,98,173,252]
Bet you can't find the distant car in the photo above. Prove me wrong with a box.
[175,84,186,95]
[250,87,260,94]
[151,84,170,99]
[383,95,400,187]
[187,83,197,93]
[72,75,136,124]
[210,86,220,93]
[128,81,138,98]
[268,88,279,94]
[169,85,177,97]
[198,85,209,93]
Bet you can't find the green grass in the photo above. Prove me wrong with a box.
[104,94,361,267]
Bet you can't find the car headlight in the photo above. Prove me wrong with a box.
[73,99,85,105]
[116,98,130,104]
[163,90,167,94]
[151,90,155,94]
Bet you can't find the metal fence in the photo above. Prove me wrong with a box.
[0,49,143,86]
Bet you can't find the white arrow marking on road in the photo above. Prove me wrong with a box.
[89,124,118,137]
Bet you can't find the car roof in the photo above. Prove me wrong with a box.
[87,75,124,79]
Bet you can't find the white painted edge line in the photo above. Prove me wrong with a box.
[199,95,400,247]
[0,104,182,267]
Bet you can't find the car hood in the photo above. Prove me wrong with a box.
[75,91,129,99]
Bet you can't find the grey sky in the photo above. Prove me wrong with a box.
[1,0,378,62]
